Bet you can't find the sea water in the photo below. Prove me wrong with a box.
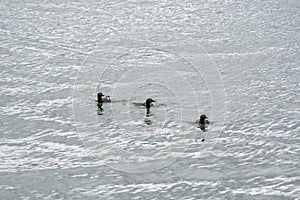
[0,0,299,199]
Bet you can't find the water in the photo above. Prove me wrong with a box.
[1,0,299,199]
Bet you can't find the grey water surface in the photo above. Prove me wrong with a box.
[1,0,299,199]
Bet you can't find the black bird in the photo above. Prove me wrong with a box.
[97,93,104,103]
[97,93,111,103]
[97,92,105,111]
[144,98,156,115]
[198,114,209,132]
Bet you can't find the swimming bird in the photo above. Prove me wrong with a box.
[97,93,105,111]
[198,114,209,132]
[97,93,112,103]
[145,98,156,115]
[131,98,156,116]
[97,93,104,103]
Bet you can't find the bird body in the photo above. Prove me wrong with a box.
[198,114,209,131]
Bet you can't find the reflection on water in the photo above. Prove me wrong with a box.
[97,102,103,115]
[144,116,152,125]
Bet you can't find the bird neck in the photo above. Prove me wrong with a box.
[146,107,150,115]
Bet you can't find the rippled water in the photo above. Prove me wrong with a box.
[1,0,299,199]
